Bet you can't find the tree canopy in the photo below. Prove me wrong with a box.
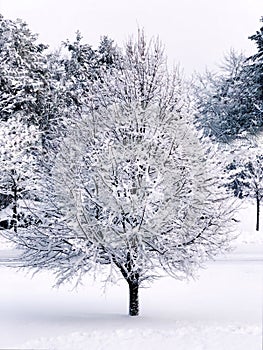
[0,30,235,316]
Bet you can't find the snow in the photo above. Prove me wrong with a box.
[0,201,263,349]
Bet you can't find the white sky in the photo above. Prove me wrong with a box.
[0,0,262,75]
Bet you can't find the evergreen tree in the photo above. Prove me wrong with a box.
[62,32,120,110]
[0,14,48,122]
[246,16,263,127]
[194,17,263,143]
[0,14,71,150]
[194,50,262,143]
[225,137,263,231]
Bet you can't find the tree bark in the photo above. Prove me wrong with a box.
[256,194,260,231]
[128,280,139,316]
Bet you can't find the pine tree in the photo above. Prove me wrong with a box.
[246,16,263,127]
[0,14,48,122]
[194,50,262,143]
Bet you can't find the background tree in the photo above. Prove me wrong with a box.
[0,14,68,150]
[0,14,69,227]
[225,137,263,231]
[5,32,236,317]
[62,32,120,111]
[0,14,121,151]
[194,17,263,143]
[193,50,262,143]
[0,14,49,123]
[0,116,41,233]
[246,16,263,125]
[194,18,263,232]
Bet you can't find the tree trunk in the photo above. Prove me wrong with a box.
[128,280,139,316]
[256,195,260,231]
[113,254,140,316]
[12,184,18,234]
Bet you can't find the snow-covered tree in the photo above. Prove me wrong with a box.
[225,137,263,231]
[93,29,179,112]
[194,50,262,143]
[6,32,235,317]
[194,16,263,144]
[0,116,41,232]
[246,16,263,128]
[0,15,48,122]
[0,14,122,152]
[0,14,75,153]
[62,32,120,110]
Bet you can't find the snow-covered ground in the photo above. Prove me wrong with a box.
[0,201,262,350]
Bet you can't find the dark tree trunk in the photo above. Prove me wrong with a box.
[113,253,140,316]
[256,194,260,231]
[128,280,139,316]
[12,184,18,234]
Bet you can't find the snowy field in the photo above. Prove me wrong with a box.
[0,202,263,350]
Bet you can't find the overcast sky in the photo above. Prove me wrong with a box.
[1,0,262,75]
